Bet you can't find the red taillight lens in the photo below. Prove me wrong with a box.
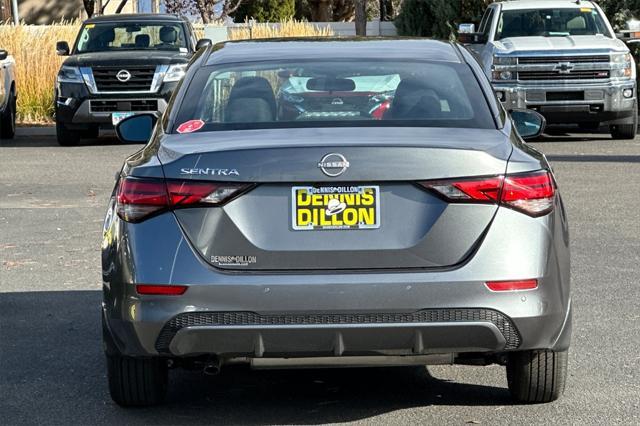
[420,171,555,217]
[485,279,538,291]
[136,284,188,295]
[501,171,555,216]
[116,179,169,222]
[116,177,252,222]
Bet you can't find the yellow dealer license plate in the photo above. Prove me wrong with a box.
[291,185,380,231]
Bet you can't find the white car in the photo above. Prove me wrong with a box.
[0,48,17,139]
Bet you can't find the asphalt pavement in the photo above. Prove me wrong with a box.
[1,127,639,425]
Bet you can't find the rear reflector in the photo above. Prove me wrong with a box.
[485,279,538,292]
[420,170,555,217]
[136,284,188,295]
[116,177,252,222]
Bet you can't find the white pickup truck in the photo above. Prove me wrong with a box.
[460,0,637,139]
[0,48,17,139]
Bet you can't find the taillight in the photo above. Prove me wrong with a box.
[420,171,555,217]
[116,177,252,222]
[485,279,538,292]
[136,284,188,295]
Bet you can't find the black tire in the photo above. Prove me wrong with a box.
[107,355,168,407]
[56,121,81,146]
[0,93,16,139]
[610,105,638,140]
[578,122,600,132]
[507,349,568,404]
[82,124,100,139]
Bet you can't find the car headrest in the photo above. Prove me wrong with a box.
[389,79,443,120]
[226,98,275,123]
[96,28,115,44]
[227,77,276,120]
[567,16,587,31]
[160,26,177,43]
[135,34,150,48]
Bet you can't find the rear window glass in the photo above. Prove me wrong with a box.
[173,60,495,132]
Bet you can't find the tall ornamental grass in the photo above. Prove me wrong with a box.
[0,22,79,123]
[0,20,332,123]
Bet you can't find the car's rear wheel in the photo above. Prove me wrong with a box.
[506,349,568,403]
[609,105,638,140]
[106,355,168,406]
[56,121,81,146]
[0,93,16,139]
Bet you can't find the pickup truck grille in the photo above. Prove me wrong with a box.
[92,66,156,92]
[518,70,610,81]
[518,55,609,64]
[516,55,611,81]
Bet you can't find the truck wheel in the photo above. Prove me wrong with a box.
[56,121,81,146]
[0,93,16,139]
[506,349,568,403]
[610,106,638,140]
[106,354,168,406]
[82,124,100,139]
[578,122,599,132]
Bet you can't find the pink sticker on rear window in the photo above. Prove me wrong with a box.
[177,119,205,134]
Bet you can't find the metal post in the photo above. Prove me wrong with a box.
[10,0,17,24]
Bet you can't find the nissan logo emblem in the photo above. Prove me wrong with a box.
[318,153,350,177]
[116,69,131,82]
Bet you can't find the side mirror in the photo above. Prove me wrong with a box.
[510,109,546,140]
[458,23,476,34]
[0,49,7,60]
[196,38,212,50]
[115,113,157,144]
[458,32,488,44]
[56,41,70,56]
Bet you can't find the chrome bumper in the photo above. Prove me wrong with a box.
[494,80,636,114]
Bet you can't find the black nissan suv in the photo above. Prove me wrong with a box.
[54,14,203,146]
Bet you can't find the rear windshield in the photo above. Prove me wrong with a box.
[497,8,611,39]
[75,22,188,53]
[172,60,496,132]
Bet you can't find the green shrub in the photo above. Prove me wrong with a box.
[234,0,296,23]
[394,0,489,39]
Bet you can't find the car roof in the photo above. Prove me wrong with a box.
[84,13,185,24]
[205,38,463,66]
[498,0,597,11]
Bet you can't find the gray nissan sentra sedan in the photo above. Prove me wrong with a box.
[101,38,571,406]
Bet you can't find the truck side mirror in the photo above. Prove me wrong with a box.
[0,49,7,61]
[56,41,70,56]
[457,24,487,44]
[196,38,212,50]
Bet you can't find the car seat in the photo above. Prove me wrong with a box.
[388,79,443,120]
[225,77,277,123]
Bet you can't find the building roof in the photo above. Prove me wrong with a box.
[85,13,185,24]
[499,1,596,11]
[206,38,463,66]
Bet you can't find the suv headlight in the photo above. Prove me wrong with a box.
[610,53,635,78]
[491,56,516,81]
[57,66,83,83]
[164,64,187,82]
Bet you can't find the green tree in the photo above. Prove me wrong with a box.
[394,0,456,39]
[234,0,296,22]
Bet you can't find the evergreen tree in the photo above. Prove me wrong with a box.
[234,0,296,22]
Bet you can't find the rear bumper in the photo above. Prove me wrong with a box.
[494,80,636,124]
[102,197,572,360]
